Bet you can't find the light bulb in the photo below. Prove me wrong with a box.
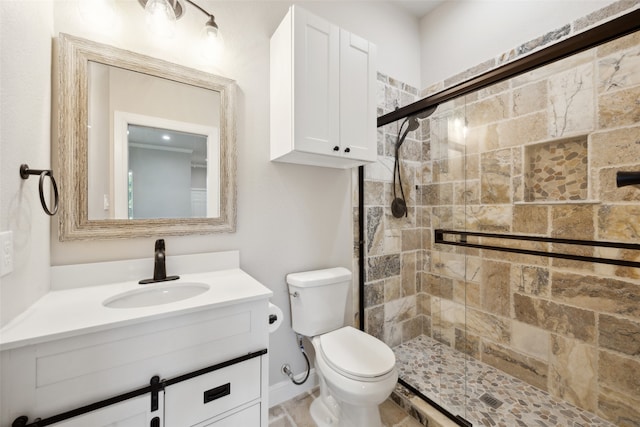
[200,17,224,62]
[144,0,177,38]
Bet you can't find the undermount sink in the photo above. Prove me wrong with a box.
[103,282,210,309]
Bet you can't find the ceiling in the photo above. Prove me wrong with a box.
[391,0,446,18]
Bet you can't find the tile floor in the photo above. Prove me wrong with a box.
[269,333,616,427]
[268,388,424,427]
[394,334,616,427]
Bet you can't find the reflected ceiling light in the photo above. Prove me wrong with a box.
[138,0,224,61]
[162,134,171,140]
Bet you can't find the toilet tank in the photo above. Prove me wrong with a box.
[287,267,352,337]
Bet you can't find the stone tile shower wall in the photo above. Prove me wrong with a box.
[362,29,640,427]
[362,73,423,346]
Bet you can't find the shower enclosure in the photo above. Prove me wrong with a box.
[360,8,640,427]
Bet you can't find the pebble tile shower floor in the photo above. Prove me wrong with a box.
[394,334,616,427]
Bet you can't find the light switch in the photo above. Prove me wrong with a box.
[0,231,13,277]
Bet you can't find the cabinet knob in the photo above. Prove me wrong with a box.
[333,146,340,151]
[344,147,351,153]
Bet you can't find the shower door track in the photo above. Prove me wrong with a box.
[376,8,640,127]
[435,229,640,269]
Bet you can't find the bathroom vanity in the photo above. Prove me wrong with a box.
[0,251,272,427]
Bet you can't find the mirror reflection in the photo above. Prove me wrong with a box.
[86,61,221,221]
[125,125,215,220]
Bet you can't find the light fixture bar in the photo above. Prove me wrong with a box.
[184,0,214,20]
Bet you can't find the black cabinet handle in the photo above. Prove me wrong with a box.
[204,383,231,404]
[150,417,160,427]
[344,147,351,153]
[333,146,340,151]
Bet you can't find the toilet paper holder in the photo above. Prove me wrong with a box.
[267,302,283,333]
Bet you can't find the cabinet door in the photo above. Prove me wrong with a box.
[293,6,340,156]
[51,395,160,427]
[340,29,377,162]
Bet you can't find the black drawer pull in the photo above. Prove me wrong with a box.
[204,383,231,404]
[150,417,160,427]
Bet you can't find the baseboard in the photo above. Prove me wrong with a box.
[268,368,319,408]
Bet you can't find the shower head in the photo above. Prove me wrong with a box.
[415,106,437,120]
[391,106,437,219]
[406,116,420,132]
[396,117,418,150]
[396,107,437,150]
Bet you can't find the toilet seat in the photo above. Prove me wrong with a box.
[318,326,395,381]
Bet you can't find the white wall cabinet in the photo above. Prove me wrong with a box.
[270,5,377,169]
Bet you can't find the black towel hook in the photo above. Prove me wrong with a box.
[19,164,59,216]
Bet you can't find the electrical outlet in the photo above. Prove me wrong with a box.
[0,231,13,277]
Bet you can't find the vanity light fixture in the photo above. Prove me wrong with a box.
[138,0,224,61]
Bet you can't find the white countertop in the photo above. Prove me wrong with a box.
[0,268,273,351]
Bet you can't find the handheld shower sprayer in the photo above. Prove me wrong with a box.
[391,107,436,218]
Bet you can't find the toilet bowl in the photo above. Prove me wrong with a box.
[286,268,398,427]
[310,326,398,427]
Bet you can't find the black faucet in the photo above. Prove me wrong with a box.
[139,239,180,284]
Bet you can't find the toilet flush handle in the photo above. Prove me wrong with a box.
[289,291,299,298]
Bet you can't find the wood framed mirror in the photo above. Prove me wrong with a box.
[54,33,236,240]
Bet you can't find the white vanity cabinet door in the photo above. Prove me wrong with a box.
[51,395,161,427]
[163,357,261,426]
[270,5,377,169]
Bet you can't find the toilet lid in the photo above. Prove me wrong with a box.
[319,326,395,379]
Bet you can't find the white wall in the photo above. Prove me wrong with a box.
[0,0,54,326]
[0,1,422,388]
[420,0,619,89]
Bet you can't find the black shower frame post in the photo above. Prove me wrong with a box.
[358,8,640,426]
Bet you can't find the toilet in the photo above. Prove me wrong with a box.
[287,267,398,427]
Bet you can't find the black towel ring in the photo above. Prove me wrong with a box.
[19,164,59,216]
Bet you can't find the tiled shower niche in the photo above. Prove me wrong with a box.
[524,136,589,202]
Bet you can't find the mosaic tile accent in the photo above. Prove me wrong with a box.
[394,335,616,427]
[524,136,589,202]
